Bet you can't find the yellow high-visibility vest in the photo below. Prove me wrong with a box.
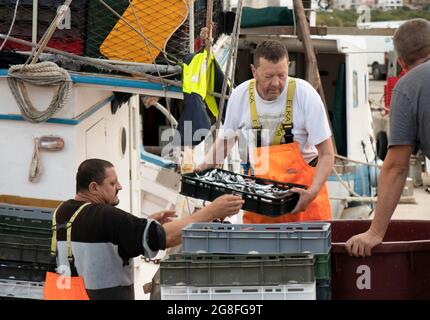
[182,49,221,118]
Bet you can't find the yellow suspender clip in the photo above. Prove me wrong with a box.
[248,78,297,145]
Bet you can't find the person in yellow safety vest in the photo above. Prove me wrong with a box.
[197,40,334,223]
[176,26,230,146]
[178,47,229,146]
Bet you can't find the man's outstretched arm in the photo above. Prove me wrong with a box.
[345,145,412,257]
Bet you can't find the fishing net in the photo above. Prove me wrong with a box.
[0,0,224,68]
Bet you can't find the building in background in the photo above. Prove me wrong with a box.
[376,0,404,10]
[334,0,405,9]
[403,0,430,9]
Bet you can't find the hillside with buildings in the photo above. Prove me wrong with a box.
[334,0,430,10]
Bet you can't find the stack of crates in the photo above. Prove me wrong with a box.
[0,202,54,299]
[160,222,331,300]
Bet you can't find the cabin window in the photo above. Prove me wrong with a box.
[353,71,358,108]
[364,73,368,103]
[120,127,127,156]
[288,60,296,77]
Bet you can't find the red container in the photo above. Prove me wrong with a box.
[384,76,400,114]
[331,220,430,300]
[3,37,84,56]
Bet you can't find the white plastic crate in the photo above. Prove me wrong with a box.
[0,279,44,299]
[161,282,316,300]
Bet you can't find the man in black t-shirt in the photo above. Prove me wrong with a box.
[54,158,244,299]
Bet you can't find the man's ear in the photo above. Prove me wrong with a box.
[88,181,98,193]
[397,57,408,71]
[251,64,256,78]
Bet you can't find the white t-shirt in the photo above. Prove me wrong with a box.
[219,78,332,165]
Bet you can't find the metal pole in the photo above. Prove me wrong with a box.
[214,0,243,132]
[189,0,194,53]
[293,0,337,154]
[0,33,181,86]
[205,0,214,61]
[32,0,38,45]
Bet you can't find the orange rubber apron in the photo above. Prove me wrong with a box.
[243,78,331,223]
[44,203,91,300]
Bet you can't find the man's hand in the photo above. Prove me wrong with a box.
[149,210,177,225]
[345,229,383,257]
[290,187,318,214]
[206,194,244,219]
[195,162,215,172]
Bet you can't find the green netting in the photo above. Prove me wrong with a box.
[85,1,129,59]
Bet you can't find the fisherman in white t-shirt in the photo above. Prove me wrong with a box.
[197,40,334,223]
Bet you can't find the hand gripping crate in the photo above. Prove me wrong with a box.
[180,169,306,216]
[161,282,316,300]
[182,223,331,255]
[160,253,315,286]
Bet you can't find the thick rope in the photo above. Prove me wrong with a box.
[0,0,19,51]
[7,61,72,123]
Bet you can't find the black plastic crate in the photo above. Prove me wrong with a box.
[316,279,331,300]
[0,260,52,282]
[180,168,306,216]
[0,233,51,265]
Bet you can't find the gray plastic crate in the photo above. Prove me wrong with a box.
[0,279,44,300]
[0,203,53,234]
[182,223,331,254]
[160,253,315,286]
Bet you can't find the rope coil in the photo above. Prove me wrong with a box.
[7,61,72,123]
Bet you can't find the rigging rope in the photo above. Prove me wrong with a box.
[0,0,19,51]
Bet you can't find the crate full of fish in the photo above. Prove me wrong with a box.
[180,168,306,216]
